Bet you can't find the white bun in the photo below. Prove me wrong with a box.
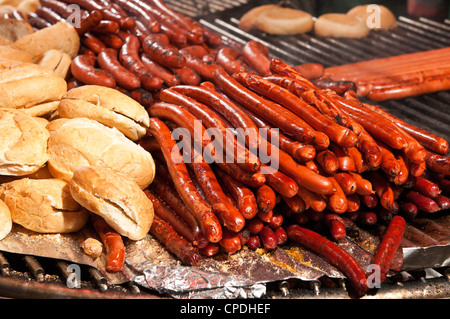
[0,109,49,176]
[347,4,397,30]
[59,85,150,141]
[46,117,155,189]
[0,198,12,240]
[69,165,154,241]
[314,13,370,38]
[254,7,314,35]
[0,178,89,233]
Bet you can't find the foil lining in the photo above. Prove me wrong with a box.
[0,214,448,298]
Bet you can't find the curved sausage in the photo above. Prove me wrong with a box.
[70,54,116,87]
[97,48,141,90]
[241,40,271,76]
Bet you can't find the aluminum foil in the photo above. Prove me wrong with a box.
[0,214,448,298]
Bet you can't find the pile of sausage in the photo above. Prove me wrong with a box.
[24,0,450,296]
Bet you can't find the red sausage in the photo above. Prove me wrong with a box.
[323,213,347,241]
[70,54,116,87]
[405,191,441,213]
[373,216,406,283]
[412,176,441,199]
[256,184,276,214]
[287,225,369,296]
[215,47,247,75]
[258,226,278,250]
[97,48,140,90]
[141,35,186,69]
[140,53,181,87]
[241,40,271,76]
[90,214,125,273]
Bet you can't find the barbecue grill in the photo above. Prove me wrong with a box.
[0,0,449,299]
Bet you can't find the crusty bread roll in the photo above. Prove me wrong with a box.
[10,21,80,61]
[0,109,49,176]
[314,13,370,38]
[0,198,12,240]
[238,4,280,32]
[347,4,397,30]
[69,166,154,241]
[254,6,314,35]
[0,17,34,42]
[59,85,150,141]
[0,62,67,114]
[0,178,89,233]
[37,49,72,79]
[0,46,33,63]
[47,117,155,189]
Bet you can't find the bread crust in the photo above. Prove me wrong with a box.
[314,13,370,38]
[69,165,154,240]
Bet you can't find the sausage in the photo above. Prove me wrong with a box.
[141,35,186,69]
[329,143,356,172]
[412,176,441,199]
[373,216,406,283]
[347,147,369,173]
[170,84,261,152]
[97,48,141,90]
[80,32,106,54]
[213,68,316,144]
[76,9,103,34]
[346,193,361,213]
[354,127,383,169]
[146,0,204,44]
[70,54,116,87]
[92,20,120,34]
[293,63,324,80]
[378,142,402,178]
[90,214,125,273]
[94,33,123,49]
[400,201,419,219]
[148,118,222,243]
[26,12,51,29]
[199,242,220,257]
[140,53,180,87]
[246,235,261,250]
[150,215,201,266]
[150,174,207,248]
[326,177,349,214]
[356,211,378,226]
[216,162,266,188]
[202,26,221,47]
[361,193,379,209]
[355,98,449,155]
[241,40,271,76]
[159,88,260,173]
[215,47,247,75]
[349,172,374,196]
[218,229,241,254]
[214,168,258,220]
[114,0,160,33]
[405,190,440,213]
[334,172,357,195]
[268,212,284,229]
[119,32,163,92]
[323,213,346,240]
[259,75,358,148]
[257,209,273,223]
[315,150,339,175]
[282,195,308,214]
[172,67,201,86]
[35,5,65,24]
[425,151,450,175]
[273,227,288,245]
[435,194,450,210]
[244,109,316,162]
[287,225,369,296]
[130,88,154,107]
[185,144,246,233]
[246,218,264,235]
[366,171,395,212]
[327,91,408,150]
[235,72,335,146]
[256,184,276,214]
[297,185,327,212]
[258,226,278,250]
[390,153,409,186]
[144,190,197,244]
[409,160,426,177]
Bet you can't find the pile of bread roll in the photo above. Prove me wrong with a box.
[239,3,397,38]
[0,21,156,249]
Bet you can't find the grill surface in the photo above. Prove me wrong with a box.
[0,0,449,299]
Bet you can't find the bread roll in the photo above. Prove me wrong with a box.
[0,46,33,63]
[0,198,12,240]
[314,13,370,38]
[0,109,49,176]
[37,49,72,79]
[0,178,89,233]
[0,62,67,114]
[347,4,397,30]
[47,117,155,189]
[59,85,150,141]
[238,4,279,32]
[0,17,34,42]
[254,6,314,35]
[69,166,154,241]
[10,21,80,61]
